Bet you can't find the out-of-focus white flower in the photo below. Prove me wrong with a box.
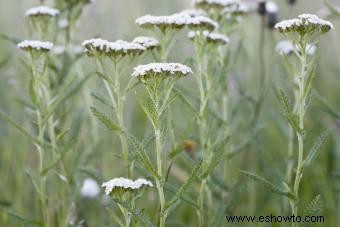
[275,40,316,56]
[188,30,230,45]
[26,6,60,17]
[275,14,334,34]
[193,0,240,8]
[53,45,66,55]
[266,1,278,14]
[186,16,219,31]
[132,36,159,50]
[132,63,193,79]
[58,19,69,29]
[81,178,100,198]
[82,38,146,57]
[180,9,207,17]
[18,40,53,51]
[221,2,249,15]
[102,178,153,195]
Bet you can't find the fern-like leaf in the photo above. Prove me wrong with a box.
[304,130,330,167]
[90,106,121,132]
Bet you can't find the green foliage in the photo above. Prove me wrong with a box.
[300,195,323,227]
[304,130,330,167]
[90,106,121,132]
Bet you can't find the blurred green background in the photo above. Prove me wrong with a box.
[0,0,339,226]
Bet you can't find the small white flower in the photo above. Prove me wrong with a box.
[132,63,193,79]
[81,178,100,198]
[26,6,60,17]
[18,40,53,51]
[188,30,230,45]
[275,13,334,34]
[135,14,188,30]
[275,40,316,56]
[102,178,153,195]
[193,0,240,8]
[186,16,219,31]
[58,19,69,29]
[266,1,278,14]
[180,9,207,17]
[82,38,146,57]
[132,36,159,49]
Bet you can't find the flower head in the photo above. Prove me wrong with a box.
[82,38,146,58]
[18,40,53,52]
[221,2,249,16]
[275,14,334,35]
[81,178,100,198]
[26,6,60,17]
[188,30,229,45]
[193,0,240,9]
[102,178,153,196]
[276,40,316,56]
[132,36,160,50]
[135,14,188,31]
[132,63,193,82]
[180,9,207,17]
[186,16,219,31]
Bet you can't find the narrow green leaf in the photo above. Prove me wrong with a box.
[278,89,301,133]
[240,170,296,200]
[96,71,114,84]
[173,88,199,116]
[5,210,41,226]
[138,98,159,129]
[300,195,323,227]
[91,92,115,109]
[0,110,40,145]
[203,136,230,178]
[165,159,203,210]
[304,130,330,167]
[78,166,104,182]
[127,134,161,180]
[112,199,154,227]
[90,106,121,132]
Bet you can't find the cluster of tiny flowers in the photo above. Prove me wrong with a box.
[132,36,160,50]
[187,16,219,31]
[26,6,60,17]
[18,40,54,52]
[132,63,193,79]
[274,14,334,34]
[82,38,146,57]
[188,30,230,45]
[193,0,240,9]
[102,178,153,195]
[275,40,316,56]
[221,2,249,15]
[136,14,218,31]
[180,9,207,17]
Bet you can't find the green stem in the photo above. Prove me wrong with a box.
[291,44,308,226]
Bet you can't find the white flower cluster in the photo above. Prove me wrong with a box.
[132,36,159,49]
[26,6,60,17]
[188,31,230,45]
[136,14,188,29]
[221,2,249,15]
[102,178,153,195]
[275,40,316,56]
[180,9,207,18]
[193,0,240,8]
[187,16,219,30]
[265,1,278,14]
[81,178,100,198]
[18,40,54,51]
[275,14,334,34]
[132,63,193,78]
[82,38,146,56]
[136,14,218,31]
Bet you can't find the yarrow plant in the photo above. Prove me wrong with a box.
[271,14,333,227]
